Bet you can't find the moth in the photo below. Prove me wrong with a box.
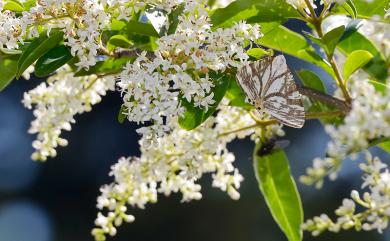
[236,55,305,128]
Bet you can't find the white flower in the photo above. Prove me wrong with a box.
[304,154,390,236]
[93,104,283,240]
[118,1,262,145]
[301,78,390,187]
[23,65,115,161]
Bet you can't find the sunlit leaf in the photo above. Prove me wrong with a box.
[124,21,160,38]
[247,48,269,60]
[322,25,345,56]
[253,145,303,241]
[343,50,373,80]
[0,56,18,91]
[3,0,24,11]
[257,25,334,77]
[338,31,388,82]
[210,0,299,28]
[107,35,134,52]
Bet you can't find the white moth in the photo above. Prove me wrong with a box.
[236,55,305,128]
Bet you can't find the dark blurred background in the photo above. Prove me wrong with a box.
[0,20,389,241]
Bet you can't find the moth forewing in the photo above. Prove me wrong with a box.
[236,55,305,128]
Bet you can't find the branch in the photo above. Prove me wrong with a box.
[218,111,345,137]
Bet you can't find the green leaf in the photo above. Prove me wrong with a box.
[125,21,160,38]
[167,4,185,34]
[110,19,126,31]
[297,70,326,93]
[21,0,36,10]
[334,0,388,20]
[257,24,334,77]
[210,0,299,28]
[379,141,390,153]
[178,72,232,130]
[34,45,73,77]
[247,48,269,60]
[74,57,131,77]
[253,145,303,241]
[107,35,134,52]
[225,78,253,109]
[3,0,24,11]
[343,50,373,80]
[16,30,64,79]
[338,31,388,82]
[118,105,127,124]
[341,0,358,18]
[322,25,345,56]
[0,56,18,91]
[368,80,387,95]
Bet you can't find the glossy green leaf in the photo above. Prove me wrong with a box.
[257,25,334,77]
[379,141,390,153]
[107,35,134,52]
[247,48,269,60]
[34,45,73,77]
[322,25,345,56]
[0,56,18,91]
[297,70,326,93]
[16,30,64,79]
[22,0,36,10]
[210,0,299,28]
[343,50,373,80]
[253,146,303,241]
[3,0,24,11]
[341,0,358,18]
[167,4,185,34]
[110,19,126,31]
[334,0,388,19]
[179,73,232,130]
[368,80,387,95]
[74,57,131,77]
[125,21,160,38]
[338,31,388,82]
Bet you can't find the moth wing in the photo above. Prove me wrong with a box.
[236,60,270,103]
[261,55,305,128]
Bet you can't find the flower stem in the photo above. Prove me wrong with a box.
[218,111,344,137]
[303,0,352,104]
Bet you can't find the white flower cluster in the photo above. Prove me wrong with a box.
[92,104,284,240]
[118,1,261,146]
[23,66,115,161]
[0,0,113,69]
[0,2,29,50]
[301,79,390,187]
[301,13,390,188]
[30,0,110,69]
[303,153,390,235]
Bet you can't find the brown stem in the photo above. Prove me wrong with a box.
[218,111,344,137]
[304,0,352,104]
